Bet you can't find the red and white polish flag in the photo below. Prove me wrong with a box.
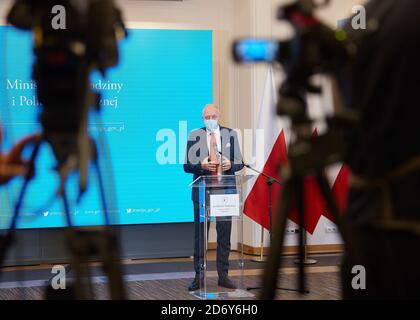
[243,67,350,234]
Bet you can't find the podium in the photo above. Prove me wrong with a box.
[189,175,255,300]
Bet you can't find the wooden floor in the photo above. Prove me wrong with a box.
[0,252,343,300]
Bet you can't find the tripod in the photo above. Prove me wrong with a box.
[0,133,126,299]
[260,153,350,298]
[243,164,307,294]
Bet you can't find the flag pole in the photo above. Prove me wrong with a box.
[243,163,281,263]
[294,228,317,265]
[251,225,266,262]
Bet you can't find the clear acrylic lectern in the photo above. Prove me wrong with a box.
[189,175,255,300]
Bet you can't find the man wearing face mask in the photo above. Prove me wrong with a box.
[184,104,244,291]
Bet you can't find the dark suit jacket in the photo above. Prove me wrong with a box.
[184,126,244,202]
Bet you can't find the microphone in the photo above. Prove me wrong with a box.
[216,150,283,186]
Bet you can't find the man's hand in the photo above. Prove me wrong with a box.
[201,157,217,173]
[222,156,232,172]
[0,133,40,185]
[0,158,27,183]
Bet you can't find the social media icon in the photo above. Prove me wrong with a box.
[126,208,132,214]
[43,211,49,217]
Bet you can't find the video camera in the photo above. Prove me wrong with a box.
[6,0,126,192]
[233,0,356,171]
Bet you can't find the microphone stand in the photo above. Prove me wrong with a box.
[217,151,306,294]
[218,150,282,239]
[241,163,306,294]
[242,164,280,245]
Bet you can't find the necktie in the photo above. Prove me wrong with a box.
[209,133,219,176]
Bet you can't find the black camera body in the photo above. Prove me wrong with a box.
[7,0,125,132]
[7,0,126,165]
[233,0,355,172]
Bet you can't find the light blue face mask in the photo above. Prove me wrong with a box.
[204,119,219,132]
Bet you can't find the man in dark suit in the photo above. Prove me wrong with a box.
[184,104,244,291]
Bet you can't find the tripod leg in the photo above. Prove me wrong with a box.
[295,177,306,294]
[93,155,110,226]
[315,173,340,222]
[98,230,127,300]
[315,172,363,265]
[9,138,42,231]
[61,188,94,299]
[260,177,294,300]
[61,187,73,227]
[0,138,42,268]
[92,139,126,299]
[62,185,96,299]
[66,230,94,300]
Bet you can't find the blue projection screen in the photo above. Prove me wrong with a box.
[0,27,212,229]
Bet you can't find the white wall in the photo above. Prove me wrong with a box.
[1,0,366,250]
